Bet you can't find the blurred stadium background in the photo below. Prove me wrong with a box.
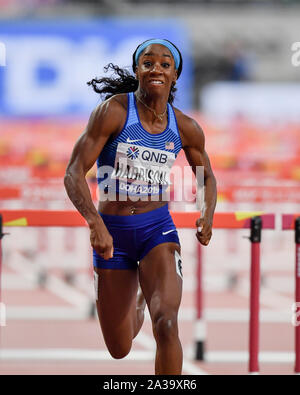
[0,0,299,375]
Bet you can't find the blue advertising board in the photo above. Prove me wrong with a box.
[0,19,192,116]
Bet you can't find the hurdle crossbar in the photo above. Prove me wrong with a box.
[0,210,275,229]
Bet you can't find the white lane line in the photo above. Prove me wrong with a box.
[1,349,292,366]
[205,308,292,323]
[205,351,294,364]
[0,349,153,361]
[1,274,36,290]
[5,306,293,323]
[182,359,208,376]
[6,306,89,320]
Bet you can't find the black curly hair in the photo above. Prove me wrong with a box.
[87,39,182,105]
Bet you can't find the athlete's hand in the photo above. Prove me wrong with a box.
[89,222,114,260]
[196,215,213,246]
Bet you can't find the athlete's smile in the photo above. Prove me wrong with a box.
[149,79,164,86]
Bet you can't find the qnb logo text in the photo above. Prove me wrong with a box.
[142,150,168,164]
[0,42,6,67]
[291,42,300,67]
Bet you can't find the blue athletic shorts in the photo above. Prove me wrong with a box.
[93,204,180,270]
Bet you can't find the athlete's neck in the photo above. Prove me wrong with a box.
[135,90,168,122]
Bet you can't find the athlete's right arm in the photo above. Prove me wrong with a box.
[64,98,125,260]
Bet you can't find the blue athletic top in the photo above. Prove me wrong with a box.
[96,91,182,196]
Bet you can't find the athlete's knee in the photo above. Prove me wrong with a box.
[104,335,132,359]
[106,341,132,360]
[152,310,179,343]
[109,349,130,360]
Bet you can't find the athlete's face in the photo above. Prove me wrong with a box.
[135,44,178,94]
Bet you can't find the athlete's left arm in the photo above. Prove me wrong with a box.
[178,112,217,246]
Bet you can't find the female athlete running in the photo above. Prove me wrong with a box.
[64,39,217,375]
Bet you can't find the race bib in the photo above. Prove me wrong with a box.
[111,142,176,196]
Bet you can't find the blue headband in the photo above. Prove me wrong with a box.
[135,39,180,70]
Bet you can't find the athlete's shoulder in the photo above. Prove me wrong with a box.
[173,107,204,147]
[87,94,128,138]
[94,93,128,116]
[90,94,127,126]
[108,93,128,111]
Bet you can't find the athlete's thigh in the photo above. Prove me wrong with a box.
[94,267,138,337]
[138,242,183,317]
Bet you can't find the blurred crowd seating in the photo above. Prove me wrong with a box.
[0,115,299,182]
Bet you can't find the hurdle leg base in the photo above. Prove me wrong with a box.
[195,341,205,361]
